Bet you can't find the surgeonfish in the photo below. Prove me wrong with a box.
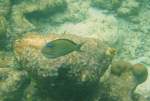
[41,39,83,58]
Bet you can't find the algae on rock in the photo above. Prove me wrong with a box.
[11,0,67,34]
[0,0,11,16]
[101,60,148,101]
[116,0,140,17]
[0,68,29,101]
[0,32,148,101]
[0,16,9,50]
[91,0,141,18]
[14,33,115,101]
[91,0,122,10]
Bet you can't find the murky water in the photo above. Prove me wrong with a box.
[0,0,150,101]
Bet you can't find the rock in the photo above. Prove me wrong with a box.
[52,0,89,23]
[91,0,122,10]
[2,32,147,101]
[0,0,11,16]
[11,0,67,34]
[0,52,14,68]
[116,0,140,17]
[14,32,114,101]
[109,61,135,101]
[0,68,29,101]
[102,60,148,101]
[91,0,140,19]
[0,16,8,50]
[0,16,7,34]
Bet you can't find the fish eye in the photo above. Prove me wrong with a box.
[47,43,53,47]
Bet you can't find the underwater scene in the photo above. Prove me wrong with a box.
[0,0,150,101]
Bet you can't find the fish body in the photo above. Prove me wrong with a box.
[41,39,83,58]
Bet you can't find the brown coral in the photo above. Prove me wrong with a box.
[132,64,148,84]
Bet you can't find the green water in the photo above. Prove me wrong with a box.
[0,0,150,101]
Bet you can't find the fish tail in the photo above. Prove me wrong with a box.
[76,42,85,52]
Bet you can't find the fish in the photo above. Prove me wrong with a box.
[41,39,84,58]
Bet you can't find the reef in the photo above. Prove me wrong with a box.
[91,0,122,10]
[10,0,90,34]
[0,0,149,101]
[11,0,67,34]
[0,0,90,36]
[116,0,139,17]
[0,32,148,101]
[13,33,114,101]
[0,68,29,101]
[91,0,140,18]
[0,16,8,50]
[0,0,11,16]
[0,0,10,51]
[102,60,148,101]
